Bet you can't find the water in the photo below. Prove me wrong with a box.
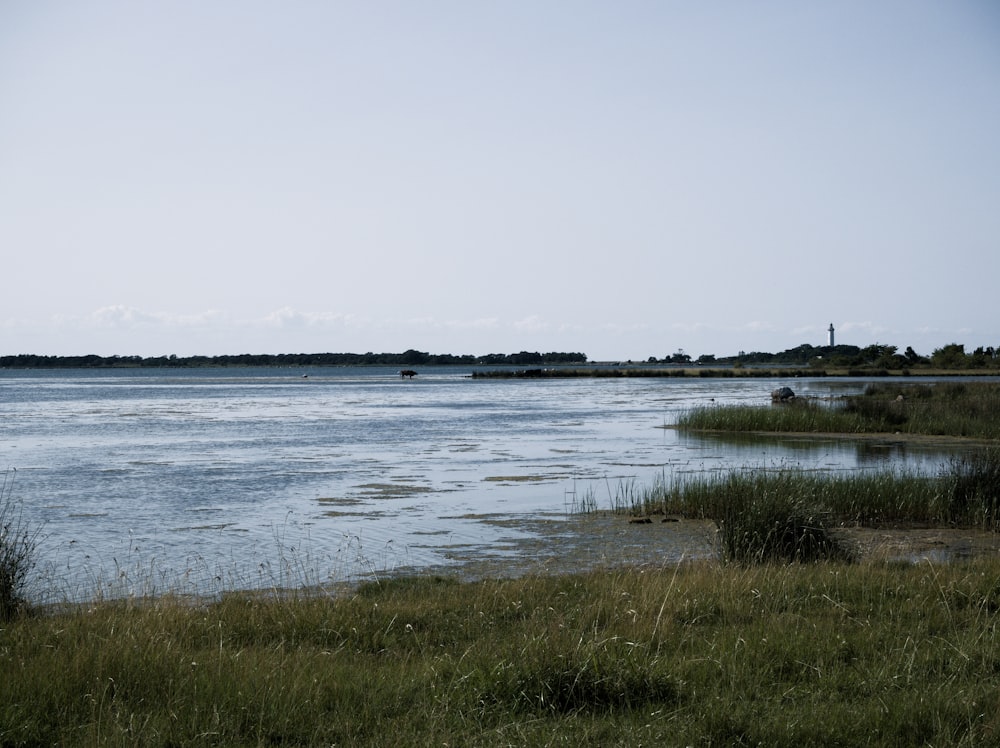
[0,367,974,600]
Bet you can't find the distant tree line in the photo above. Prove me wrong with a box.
[4,343,998,371]
[649,343,1000,370]
[0,350,589,369]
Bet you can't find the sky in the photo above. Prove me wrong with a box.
[2,1,998,361]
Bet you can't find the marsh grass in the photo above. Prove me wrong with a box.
[589,450,1000,567]
[944,449,1000,527]
[5,562,1000,745]
[680,381,1000,439]
[627,451,1000,532]
[665,381,1000,561]
[681,397,871,433]
[0,469,40,622]
[713,488,855,564]
[851,382,1000,438]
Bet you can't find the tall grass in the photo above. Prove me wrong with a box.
[680,398,872,433]
[712,484,855,564]
[856,382,1000,438]
[589,450,1000,565]
[667,382,1000,561]
[0,469,40,622]
[944,449,1000,527]
[679,381,1000,439]
[628,451,1000,532]
[5,562,1000,745]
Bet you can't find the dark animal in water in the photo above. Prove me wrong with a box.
[399,370,418,379]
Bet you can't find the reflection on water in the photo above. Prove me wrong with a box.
[676,430,969,475]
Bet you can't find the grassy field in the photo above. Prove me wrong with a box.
[4,562,1000,746]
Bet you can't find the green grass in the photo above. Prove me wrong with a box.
[613,451,1000,532]
[661,382,1000,558]
[680,397,872,433]
[712,487,856,564]
[679,381,1000,439]
[5,562,1000,745]
[1,470,39,623]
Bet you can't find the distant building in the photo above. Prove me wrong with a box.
[828,323,835,347]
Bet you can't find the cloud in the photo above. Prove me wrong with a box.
[445,317,501,331]
[76,306,230,329]
[790,323,832,339]
[256,308,365,329]
[397,316,439,329]
[595,321,648,333]
[89,305,158,327]
[665,321,712,335]
[43,306,565,339]
[838,321,895,341]
[742,321,778,333]
[512,316,550,333]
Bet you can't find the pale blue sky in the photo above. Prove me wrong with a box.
[2,1,998,360]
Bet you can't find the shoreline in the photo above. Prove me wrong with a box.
[472,366,1000,379]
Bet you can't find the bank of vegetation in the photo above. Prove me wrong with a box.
[609,383,997,560]
[5,563,1000,745]
[682,381,1000,440]
[611,450,1000,540]
[1,471,39,623]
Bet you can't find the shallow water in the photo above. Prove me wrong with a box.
[0,367,980,600]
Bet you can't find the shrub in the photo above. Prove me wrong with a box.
[1,469,40,621]
[713,478,855,565]
[942,449,1000,528]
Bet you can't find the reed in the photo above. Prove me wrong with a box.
[5,561,1000,745]
[679,381,1000,439]
[663,381,1000,561]
[943,449,1000,526]
[712,483,855,564]
[630,452,1000,532]
[680,399,870,433]
[856,382,1000,438]
[0,469,40,622]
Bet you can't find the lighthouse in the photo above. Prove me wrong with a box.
[828,323,835,347]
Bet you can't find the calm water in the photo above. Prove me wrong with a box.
[0,367,972,600]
